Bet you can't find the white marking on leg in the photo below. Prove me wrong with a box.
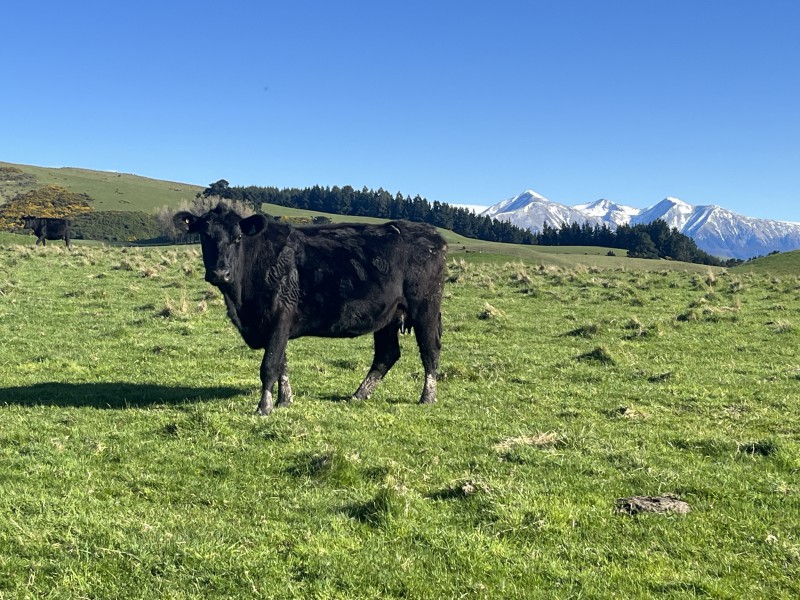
[420,373,437,404]
[354,373,382,400]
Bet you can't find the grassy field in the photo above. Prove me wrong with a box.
[3,222,725,276]
[1,241,798,598]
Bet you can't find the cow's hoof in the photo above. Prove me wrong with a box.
[255,405,273,416]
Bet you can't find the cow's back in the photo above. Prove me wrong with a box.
[296,220,446,287]
[289,220,446,337]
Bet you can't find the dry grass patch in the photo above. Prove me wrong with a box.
[157,294,190,318]
[493,432,563,453]
[479,302,505,320]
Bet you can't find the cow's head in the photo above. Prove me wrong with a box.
[173,204,268,287]
[21,215,37,228]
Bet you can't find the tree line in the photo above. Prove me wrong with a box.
[200,180,537,245]
[536,220,743,267]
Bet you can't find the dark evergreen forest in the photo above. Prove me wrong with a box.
[536,221,741,267]
[200,180,740,267]
[201,180,536,245]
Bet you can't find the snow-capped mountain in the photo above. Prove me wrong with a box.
[632,198,800,259]
[573,198,640,228]
[482,191,800,260]
[630,197,695,230]
[482,190,606,232]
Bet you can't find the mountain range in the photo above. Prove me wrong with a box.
[481,191,800,260]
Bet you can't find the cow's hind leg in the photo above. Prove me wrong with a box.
[414,308,442,404]
[353,324,401,400]
[276,354,293,408]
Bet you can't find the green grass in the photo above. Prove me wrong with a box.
[1,244,799,598]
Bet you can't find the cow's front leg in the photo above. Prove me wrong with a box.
[256,329,290,416]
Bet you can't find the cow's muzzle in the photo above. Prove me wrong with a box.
[206,269,232,285]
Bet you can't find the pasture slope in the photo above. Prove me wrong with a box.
[732,249,800,278]
[1,240,798,598]
[0,161,202,212]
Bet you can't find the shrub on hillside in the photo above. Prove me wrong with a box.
[0,185,92,230]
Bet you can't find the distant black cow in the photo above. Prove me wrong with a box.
[174,203,447,415]
[22,216,72,249]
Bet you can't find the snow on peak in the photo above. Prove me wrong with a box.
[574,198,640,226]
[482,189,550,217]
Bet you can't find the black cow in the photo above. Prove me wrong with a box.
[22,216,72,249]
[174,203,447,415]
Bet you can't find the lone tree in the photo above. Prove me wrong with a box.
[199,179,231,198]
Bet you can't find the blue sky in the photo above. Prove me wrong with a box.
[3,1,799,221]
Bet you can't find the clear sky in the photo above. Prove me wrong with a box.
[3,1,799,221]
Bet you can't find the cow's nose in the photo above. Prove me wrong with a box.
[207,269,231,284]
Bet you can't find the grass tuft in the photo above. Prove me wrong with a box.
[576,345,616,364]
[737,439,780,457]
[288,449,362,485]
[478,302,505,320]
[349,478,408,527]
[564,323,600,337]
[671,437,737,457]
[770,320,794,334]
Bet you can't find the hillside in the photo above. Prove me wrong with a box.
[733,249,800,277]
[0,161,202,212]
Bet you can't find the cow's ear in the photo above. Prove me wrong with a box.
[173,211,199,233]
[240,214,269,237]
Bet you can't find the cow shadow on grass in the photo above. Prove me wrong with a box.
[317,392,417,405]
[0,382,245,409]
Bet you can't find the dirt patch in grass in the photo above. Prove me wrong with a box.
[616,496,692,516]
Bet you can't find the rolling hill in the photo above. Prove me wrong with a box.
[0,161,202,212]
[731,248,800,277]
